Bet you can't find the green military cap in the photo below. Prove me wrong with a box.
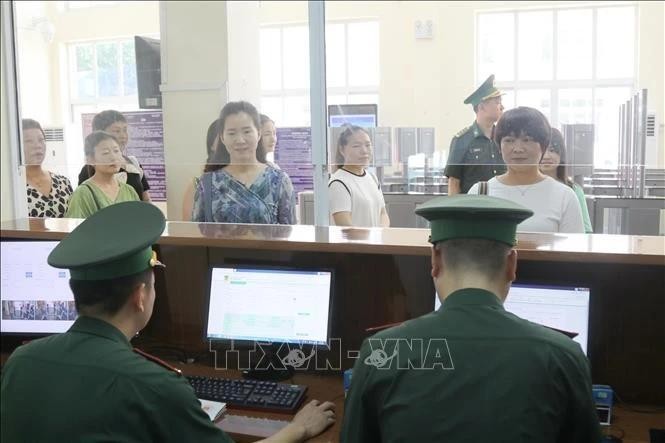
[415,195,533,246]
[464,74,503,106]
[48,201,166,280]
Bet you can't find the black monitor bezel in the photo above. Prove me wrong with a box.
[134,35,162,110]
[0,238,75,337]
[327,103,378,127]
[204,263,335,350]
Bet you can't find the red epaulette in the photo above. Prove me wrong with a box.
[133,347,183,376]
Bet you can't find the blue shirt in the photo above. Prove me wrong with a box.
[192,166,297,224]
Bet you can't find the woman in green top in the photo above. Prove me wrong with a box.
[540,128,593,233]
[66,131,139,218]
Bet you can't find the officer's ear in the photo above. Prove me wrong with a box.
[505,249,517,283]
[129,282,148,313]
[431,244,443,280]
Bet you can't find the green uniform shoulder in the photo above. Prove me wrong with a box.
[453,125,473,139]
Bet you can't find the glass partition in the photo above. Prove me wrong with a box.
[6,1,664,234]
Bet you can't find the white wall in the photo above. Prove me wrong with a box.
[160,1,229,221]
[227,1,261,104]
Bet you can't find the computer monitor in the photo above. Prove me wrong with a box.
[1,241,75,335]
[135,36,162,109]
[205,265,334,347]
[328,104,378,128]
[434,284,590,355]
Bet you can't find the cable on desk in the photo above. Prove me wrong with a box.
[614,391,665,414]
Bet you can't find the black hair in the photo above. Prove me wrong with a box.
[69,268,152,316]
[92,110,126,131]
[334,124,371,170]
[84,131,120,159]
[260,114,274,126]
[436,238,510,279]
[204,101,266,172]
[206,119,220,159]
[494,106,551,154]
[547,128,574,188]
[22,118,45,138]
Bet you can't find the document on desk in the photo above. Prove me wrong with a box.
[199,399,226,421]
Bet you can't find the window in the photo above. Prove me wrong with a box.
[259,21,379,127]
[477,5,636,168]
[69,39,137,102]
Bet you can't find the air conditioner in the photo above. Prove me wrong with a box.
[645,111,659,169]
[42,127,69,178]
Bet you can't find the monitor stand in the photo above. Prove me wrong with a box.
[242,345,295,382]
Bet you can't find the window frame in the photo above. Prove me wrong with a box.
[67,37,139,106]
[260,19,380,125]
[475,4,638,167]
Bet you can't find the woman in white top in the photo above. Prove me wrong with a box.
[328,125,390,227]
[260,114,280,170]
[468,107,584,233]
[540,128,593,233]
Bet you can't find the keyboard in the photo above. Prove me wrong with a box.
[186,375,307,413]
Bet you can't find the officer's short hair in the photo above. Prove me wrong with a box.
[435,238,510,278]
[92,110,126,131]
[69,268,153,316]
[494,106,551,153]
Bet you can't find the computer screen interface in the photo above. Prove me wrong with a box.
[206,266,333,347]
[434,284,590,355]
[1,241,76,334]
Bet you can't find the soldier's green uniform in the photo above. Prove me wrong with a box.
[0,202,233,442]
[444,75,507,193]
[444,121,506,194]
[1,317,233,442]
[340,195,601,443]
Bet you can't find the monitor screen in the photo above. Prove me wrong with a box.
[206,265,333,346]
[434,284,590,354]
[1,241,76,334]
[328,104,377,128]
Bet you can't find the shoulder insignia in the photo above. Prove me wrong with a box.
[454,126,471,138]
[134,347,183,376]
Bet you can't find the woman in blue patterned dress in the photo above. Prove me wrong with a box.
[192,101,296,224]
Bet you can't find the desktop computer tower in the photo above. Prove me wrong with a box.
[417,127,435,157]
[562,124,594,184]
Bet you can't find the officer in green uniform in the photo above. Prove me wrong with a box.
[0,202,334,442]
[340,195,600,442]
[445,75,507,194]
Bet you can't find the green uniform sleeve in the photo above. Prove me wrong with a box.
[340,339,381,443]
[155,376,234,443]
[65,185,99,218]
[444,135,467,179]
[556,349,601,443]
